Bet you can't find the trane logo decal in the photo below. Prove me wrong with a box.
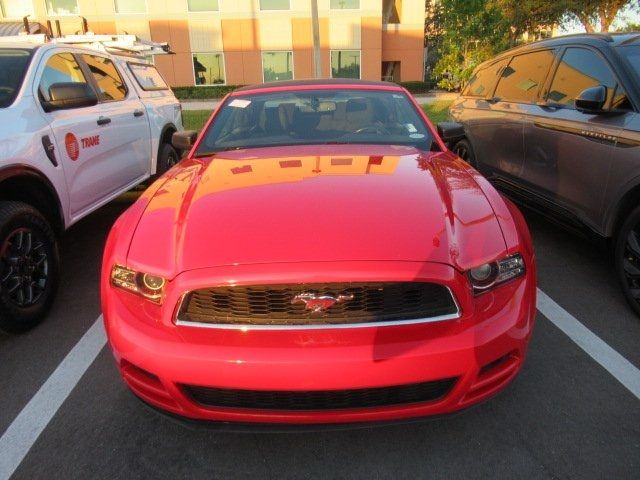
[81,135,100,148]
[65,133,79,161]
[64,134,101,161]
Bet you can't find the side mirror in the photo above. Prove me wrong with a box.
[43,82,97,112]
[575,85,607,114]
[436,122,465,145]
[172,130,198,151]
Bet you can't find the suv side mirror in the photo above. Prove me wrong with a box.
[43,82,98,112]
[172,130,198,151]
[436,122,465,145]
[575,85,607,114]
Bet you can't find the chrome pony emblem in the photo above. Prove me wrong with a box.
[291,293,354,313]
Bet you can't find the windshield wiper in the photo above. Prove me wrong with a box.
[193,146,244,157]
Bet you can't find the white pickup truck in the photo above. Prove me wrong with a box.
[0,34,183,332]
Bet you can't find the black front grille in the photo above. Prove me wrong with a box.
[182,378,458,411]
[177,282,458,326]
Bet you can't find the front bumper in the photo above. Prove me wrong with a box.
[102,260,536,424]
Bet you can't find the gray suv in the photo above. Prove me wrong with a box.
[447,33,640,316]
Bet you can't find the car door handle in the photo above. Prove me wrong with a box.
[486,96,501,104]
[97,116,111,126]
[133,109,144,117]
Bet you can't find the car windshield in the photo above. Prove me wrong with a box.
[617,44,640,79]
[0,49,33,109]
[195,88,433,156]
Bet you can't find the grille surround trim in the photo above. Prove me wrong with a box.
[174,283,461,330]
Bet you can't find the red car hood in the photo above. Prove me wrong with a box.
[127,145,507,277]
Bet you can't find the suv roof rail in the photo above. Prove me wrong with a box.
[0,32,173,58]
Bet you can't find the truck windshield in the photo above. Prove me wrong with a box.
[0,49,33,108]
[195,88,433,156]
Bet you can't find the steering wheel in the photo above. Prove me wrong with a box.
[352,124,391,136]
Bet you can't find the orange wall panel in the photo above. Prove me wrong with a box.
[224,51,245,85]
[154,55,176,86]
[292,18,314,79]
[361,49,382,81]
[242,51,263,84]
[169,20,191,53]
[89,21,116,35]
[222,19,260,53]
[173,53,195,86]
[381,28,423,52]
[382,49,423,81]
[361,17,382,50]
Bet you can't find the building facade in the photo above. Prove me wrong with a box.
[0,0,426,86]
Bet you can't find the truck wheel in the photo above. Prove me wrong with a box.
[615,204,640,318]
[0,201,59,333]
[155,143,179,177]
[453,139,477,168]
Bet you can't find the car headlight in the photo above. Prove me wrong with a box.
[110,265,166,303]
[468,253,525,294]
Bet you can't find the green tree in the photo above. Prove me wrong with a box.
[564,0,639,32]
[431,0,507,90]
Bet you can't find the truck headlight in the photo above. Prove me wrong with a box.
[468,254,525,294]
[111,265,166,303]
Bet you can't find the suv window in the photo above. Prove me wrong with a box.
[81,54,127,101]
[39,53,88,102]
[494,49,555,103]
[127,62,168,91]
[547,47,625,109]
[463,58,508,97]
[0,48,32,108]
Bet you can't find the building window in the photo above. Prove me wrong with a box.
[331,50,360,79]
[382,0,401,24]
[193,53,225,85]
[1,0,34,18]
[259,0,289,10]
[330,0,359,8]
[187,0,219,11]
[45,0,78,15]
[262,51,293,82]
[114,0,146,13]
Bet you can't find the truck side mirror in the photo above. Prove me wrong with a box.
[172,130,198,151]
[43,82,97,112]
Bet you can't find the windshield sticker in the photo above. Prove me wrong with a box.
[405,123,418,133]
[410,133,425,139]
[229,99,251,108]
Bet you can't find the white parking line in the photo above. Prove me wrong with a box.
[537,288,640,400]
[1,291,640,479]
[0,316,106,480]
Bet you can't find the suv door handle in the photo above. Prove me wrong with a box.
[97,116,111,126]
[133,109,144,117]
[486,96,501,104]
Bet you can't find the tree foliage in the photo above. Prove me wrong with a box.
[427,0,639,90]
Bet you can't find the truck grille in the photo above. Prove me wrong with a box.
[176,282,459,327]
[181,378,458,411]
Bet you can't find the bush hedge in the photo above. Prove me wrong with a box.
[173,81,436,100]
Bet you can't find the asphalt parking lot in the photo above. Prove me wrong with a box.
[1,193,639,480]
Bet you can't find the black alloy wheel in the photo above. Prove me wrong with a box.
[156,143,180,177]
[0,202,59,333]
[615,205,640,318]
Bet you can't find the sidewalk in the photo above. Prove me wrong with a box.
[180,91,458,111]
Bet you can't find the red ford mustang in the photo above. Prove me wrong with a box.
[101,80,536,424]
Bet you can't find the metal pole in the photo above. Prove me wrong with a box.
[311,0,322,78]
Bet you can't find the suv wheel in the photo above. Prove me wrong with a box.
[453,139,477,168]
[156,143,179,177]
[615,205,640,317]
[0,201,59,333]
